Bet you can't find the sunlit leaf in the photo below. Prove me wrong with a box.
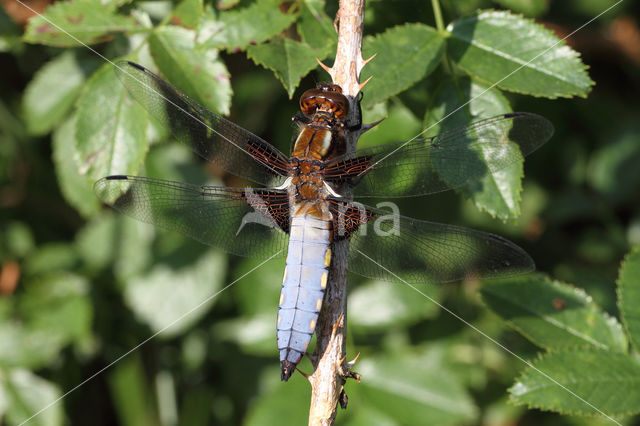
[150,25,232,115]
[123,249,226,337]
[198,0,296,52]
[247,36,330,97]
[1,369,63,426]
[22,52,98,135]
[510,349,640,416]
[482,275,627,352]
[75,62,149,181]
[447,10,593,98]
[493,0,548,16]
[52,115,100,217]
[172,0,204,29]
[24,0,138,47]
[361,23,445,108]
[354,354,478,425]
[349,280,441,330]
[618,246,640,352]
[425,77,521,220]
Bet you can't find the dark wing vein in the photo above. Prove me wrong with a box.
[326,112,553,198]
[115,61,289,186]
[345,202,534,284]
[95,175,288,259]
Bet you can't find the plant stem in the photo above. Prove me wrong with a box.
[307,0,366,424]
[431,0,445,33]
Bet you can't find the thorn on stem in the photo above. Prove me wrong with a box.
[316,57,333,76]
[358,76,373,93]
[359,53,377,73]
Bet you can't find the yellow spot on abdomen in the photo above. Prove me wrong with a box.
[320,272,328,289]
[283,267,288,283]
[316,298,322,311]
[279,293,284,306]
[309,319,316,331]
[278,314,282,325]
[324,249,332,267]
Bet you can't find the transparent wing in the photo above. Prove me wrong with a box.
[115,61,289,186]
[325,113,553,198]
[345,203,534,284]
[94,175,289,259]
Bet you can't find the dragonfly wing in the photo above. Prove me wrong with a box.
[115,61,289,186]
[343,202,534,284]
[325,113,553,198]
[95,175,289,259]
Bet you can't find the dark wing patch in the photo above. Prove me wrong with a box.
[327,198,374,240]
[95,175,289,259]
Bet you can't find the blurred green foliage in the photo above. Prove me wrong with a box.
[1,0,640,425]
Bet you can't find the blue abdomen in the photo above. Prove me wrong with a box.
[277,215,331,381]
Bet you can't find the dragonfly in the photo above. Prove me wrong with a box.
[95,61,554,381]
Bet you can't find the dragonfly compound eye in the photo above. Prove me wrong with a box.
[299,85,350,119]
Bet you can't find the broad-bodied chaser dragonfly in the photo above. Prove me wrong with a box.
[95,61,554,381]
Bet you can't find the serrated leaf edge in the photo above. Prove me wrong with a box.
[446,9,595,99]
[508,347,640,418]
[362,22,445,107]
[616,246,640,353]
[481,275,627,352]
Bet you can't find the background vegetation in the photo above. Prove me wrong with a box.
[1,0,640,424]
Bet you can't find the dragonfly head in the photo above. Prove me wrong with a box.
[300,83,349,120]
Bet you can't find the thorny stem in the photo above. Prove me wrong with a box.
[307,0,366,425]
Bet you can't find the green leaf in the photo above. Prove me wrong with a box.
[510,349,640,416]
[247,36,329,97]
[425,77,521,220]
[75,62,149,181]
[23,243,79,277]
[361,23,444,108]
[123,249,227,337]
[349,280,441,330]
[297,0,336,49]
[0,273,92,369]
[22,52,98,135]
[447,10,593,98]
[198,0,296,52]
[617,246,640,352]
[588,126,640,201]
[172,0,204,29]
[354,354,478,425]
[1,369,63,426]
[493,0,548,16]
[107,354,159,426]
[244,370,309,426]
[232,257,284,316]
[150,25,232,115]
[23,0,138,47]
[213,313,274,356]
[75,212,117,271]
[52,115,100,217]
[19,273,93,345]
[481,275,627,352]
